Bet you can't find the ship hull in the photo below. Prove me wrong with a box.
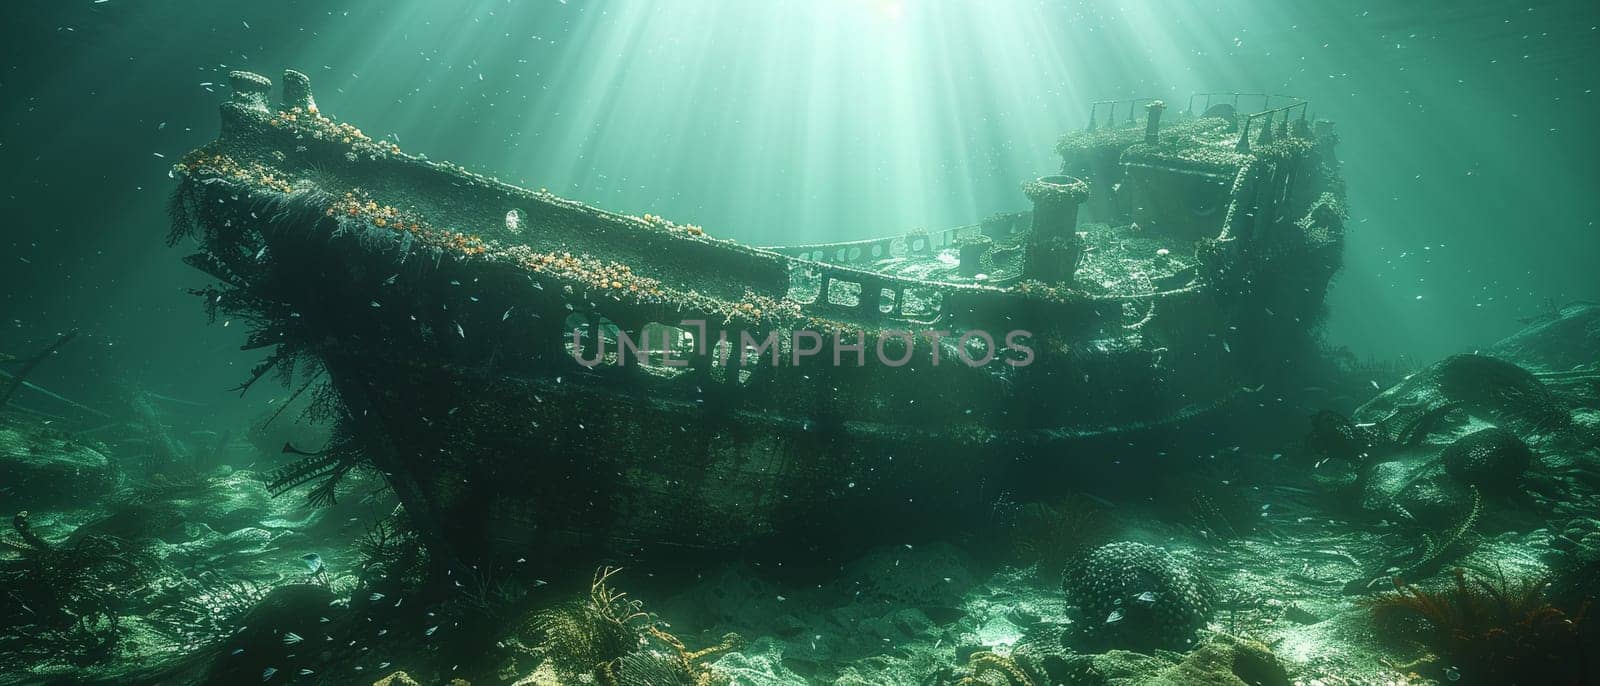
[170,71,1345,567]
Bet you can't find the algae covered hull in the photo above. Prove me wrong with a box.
[168,71,1346,563]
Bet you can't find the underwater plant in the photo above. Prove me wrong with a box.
[265,420,368,507]
[0,510,142,670]
[1363,567,1592,685]
[0,330,79,415]
[144,574,272,654]
[1347,485,1482,595]
[1008,495,1111,579]
[512,567,736,686]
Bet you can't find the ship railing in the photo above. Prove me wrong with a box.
[1085,98,1160,131]
[1233,100,1313,153]
[1185,92,1305,117]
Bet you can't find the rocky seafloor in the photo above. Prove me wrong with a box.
[2,302,1598,686]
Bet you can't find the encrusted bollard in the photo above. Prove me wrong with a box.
[282,69,318,112]
[1021,176,1090,284]
[222,71,273,140]
[1144,100,1167,145]
[227,71,273,113]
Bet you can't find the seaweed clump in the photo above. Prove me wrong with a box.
[1363,567,1592,685]
[0,511,141,672]
[511,567,739,686]
[1009,495,1111,580]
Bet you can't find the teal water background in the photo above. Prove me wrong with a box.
[1,0,1596,418]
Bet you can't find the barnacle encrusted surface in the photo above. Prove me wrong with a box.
[1441,427,1533,491]
[1061,541,1215,651]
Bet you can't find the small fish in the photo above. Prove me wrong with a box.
[282,632,304,645]
[378,662,391,669]
[368,592,385,602]
[297,669,313,676]
[425,625,439,636]
[455,322,465,338]
[300,553,323,573]
[261,667,277,681]
[502,306,515,321]
[231,648,245,655]
[1105,609,1124,624]
[1135,591,1158,604]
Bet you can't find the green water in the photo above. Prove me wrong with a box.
[1,1,1597,685]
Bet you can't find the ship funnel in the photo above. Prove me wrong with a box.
[1021,176,1089,284]
[282,69,317,112]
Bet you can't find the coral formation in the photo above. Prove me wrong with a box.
[954,650,1035,686]
[1144,634,1289,686]
[1061,541,1216,651]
